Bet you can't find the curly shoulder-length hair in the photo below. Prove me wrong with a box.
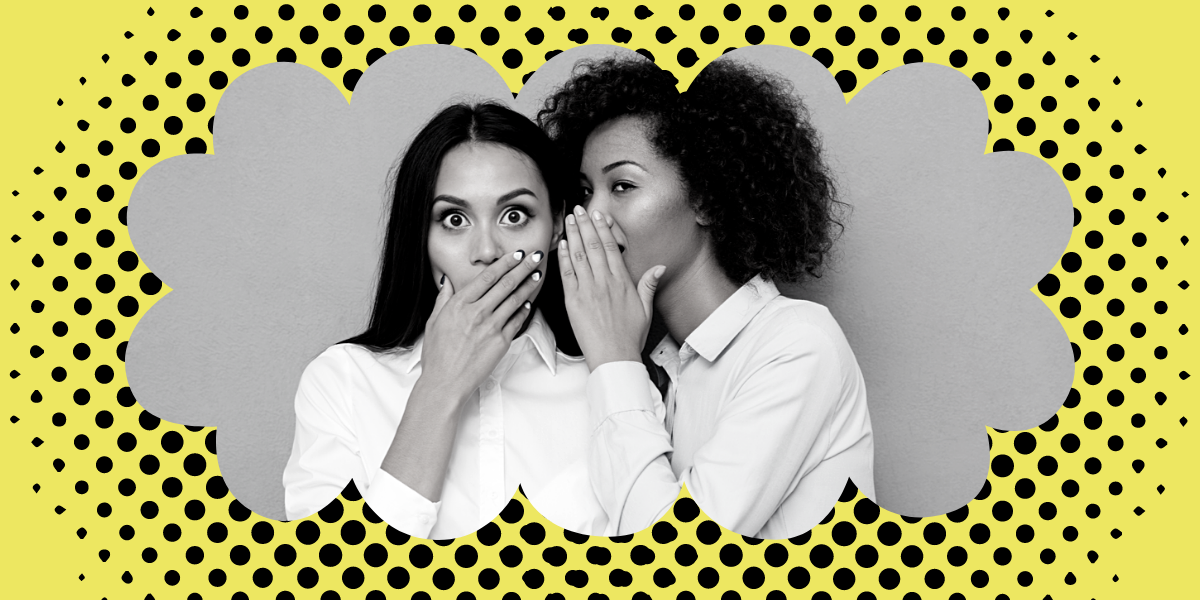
[537,54,845,285]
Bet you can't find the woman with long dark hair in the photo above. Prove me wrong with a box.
[282,102,639,538]
[539,54,875,538]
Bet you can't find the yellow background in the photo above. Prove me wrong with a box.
[2,0,1195,597]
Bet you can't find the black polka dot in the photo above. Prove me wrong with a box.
[503,49,523,69]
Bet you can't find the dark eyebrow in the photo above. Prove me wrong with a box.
[495,188,537,204]
[601,160,646,174]
[432,188,538,208]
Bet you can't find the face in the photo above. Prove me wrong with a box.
[428,142,561,296]
[579,115,708,283]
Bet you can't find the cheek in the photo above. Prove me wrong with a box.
[426,233,466,282]
[511,218,555,254]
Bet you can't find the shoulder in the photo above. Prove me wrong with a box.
[743,297,851,357]
[298,343,416,388]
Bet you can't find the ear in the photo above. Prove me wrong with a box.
[552,211,565,243]
[689,194,711,227]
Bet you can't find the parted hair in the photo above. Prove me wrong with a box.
[343,102,580,355]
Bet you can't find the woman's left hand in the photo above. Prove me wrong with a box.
[559,204,665,371]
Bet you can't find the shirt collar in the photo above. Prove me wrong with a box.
[677,273,781,363]
[398,308,559,376]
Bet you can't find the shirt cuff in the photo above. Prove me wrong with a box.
[363,468,441,539]
[586,361,663,432]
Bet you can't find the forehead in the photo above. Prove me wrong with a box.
[580,115,659,168]
[435,142,547,196]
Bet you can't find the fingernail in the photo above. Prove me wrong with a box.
[593,210,603,221]
[559,240,567,250]
[513,249,525,261]
[523,300,531,310]
[531,251,544,263]
[573,205,586,216]
[531,271,542,282]
[566,214,576,226]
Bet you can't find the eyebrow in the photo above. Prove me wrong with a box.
[432,188,539,208]
[601,160,647,174]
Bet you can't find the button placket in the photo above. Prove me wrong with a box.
[477,341,523,524]
[662,349,684,437]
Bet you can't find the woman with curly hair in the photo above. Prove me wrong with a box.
[538,53,875,538]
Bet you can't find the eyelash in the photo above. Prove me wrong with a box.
[435,207,532,230]
[580,181,635,200]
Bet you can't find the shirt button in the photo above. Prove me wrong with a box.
[418,515,431,524]
[483,380,495,391]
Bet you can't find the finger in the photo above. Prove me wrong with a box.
[563,211,594,288]
[501,299,533,339]
[477,248,544,310]
[458,249,527,304]
[571,204,608,281]
[493,266,542,330]
[637,265,666,319]
[590,210,628,278]
[428,273,454,323]
[557,238,578,292]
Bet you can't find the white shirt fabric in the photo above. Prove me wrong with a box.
[283,309,631,539]
[586,275,875,539]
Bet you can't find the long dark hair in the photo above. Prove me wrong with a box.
[342,102,580,356]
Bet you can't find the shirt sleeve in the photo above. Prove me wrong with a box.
[282,347,441,537]
[586,361,676,535]
[362,468,441,539]
[588,330,850,538]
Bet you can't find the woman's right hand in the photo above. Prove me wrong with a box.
[418,248,547,399]
[559,206,665,372]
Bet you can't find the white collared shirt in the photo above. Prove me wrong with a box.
[283,310,622,538]
[586,275,875,538]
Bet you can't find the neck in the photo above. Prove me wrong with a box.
[654,247,740,345]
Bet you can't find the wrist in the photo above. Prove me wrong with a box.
[584,350,642,373]
[411,373,475,410]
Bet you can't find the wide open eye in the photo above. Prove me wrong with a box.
[502,207,531,226]
[437,210,470,230]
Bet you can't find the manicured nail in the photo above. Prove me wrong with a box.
[531,271,542,282]
[573,205,586,216]
[513,249,525,261]
[559,240,567,250]
[593,210,603,221]
[566,214,576,226]
[531,251,544,263]
[523,300,531,310]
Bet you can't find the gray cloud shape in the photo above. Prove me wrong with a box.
[520,45,1072,518]
[128,44,1073,527]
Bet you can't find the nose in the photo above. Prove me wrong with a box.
[470,224,506,266]
[582,188,610,216]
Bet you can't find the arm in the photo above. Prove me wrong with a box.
[589,331,846,538]
[282,348,445,537]
[367,249,548,534]
[376,377,472,502]
[585,361,676,535]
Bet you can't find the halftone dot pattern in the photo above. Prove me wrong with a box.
[2,2,1192,598]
